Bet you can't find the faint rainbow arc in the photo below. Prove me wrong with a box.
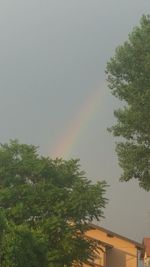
[51,87,103,159]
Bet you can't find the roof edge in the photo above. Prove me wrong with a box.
[88,223,143,250]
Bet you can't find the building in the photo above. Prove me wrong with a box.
[141,238,150,267]
[84,224,143,267]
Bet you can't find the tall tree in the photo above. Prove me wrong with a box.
[0,140,107,266]
[106,15,150,190]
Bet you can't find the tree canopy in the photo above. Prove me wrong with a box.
[0,140,107,266]
[106,15,150,191]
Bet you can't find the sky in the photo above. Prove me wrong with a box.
[0,0,150,244]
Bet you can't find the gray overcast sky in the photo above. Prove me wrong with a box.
[0,0,150,242]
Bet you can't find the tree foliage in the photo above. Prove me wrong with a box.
[106,15,150,190]
[0,140,107,266]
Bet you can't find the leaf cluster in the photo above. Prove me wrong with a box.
[0,140,107,266]
[106,15,150,190]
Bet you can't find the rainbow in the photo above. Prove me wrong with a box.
[51,86,104,159]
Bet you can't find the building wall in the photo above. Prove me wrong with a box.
[144,257,150,267]
[83,245,105,267]
[84,228,138,267]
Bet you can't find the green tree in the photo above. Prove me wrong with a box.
[106,15,150,190]
[0,211,7,266]
[0,140,107,266]
[2,225,48,267]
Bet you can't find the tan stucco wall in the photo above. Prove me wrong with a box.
[144,257,150,267]
[84,228,138,267]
